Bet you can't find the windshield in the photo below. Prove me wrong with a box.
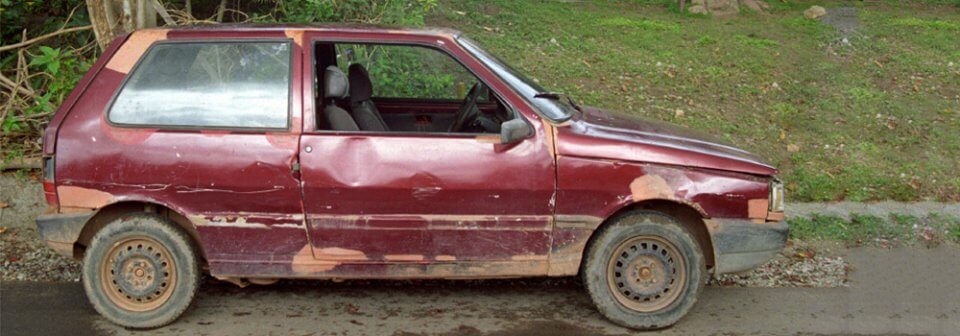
[457,36,576,122]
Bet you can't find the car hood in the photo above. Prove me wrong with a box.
[554,106,778,176]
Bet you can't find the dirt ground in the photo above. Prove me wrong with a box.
[2,247,959,336]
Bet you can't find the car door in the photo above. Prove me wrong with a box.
[55,37,308,276]
[297,36,557,270]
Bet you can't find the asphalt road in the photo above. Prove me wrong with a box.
[2,247,959,336]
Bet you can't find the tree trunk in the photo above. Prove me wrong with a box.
[86,0,163,51]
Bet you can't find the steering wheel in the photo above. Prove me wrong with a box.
[448,83,485,133]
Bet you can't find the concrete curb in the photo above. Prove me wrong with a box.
[788,202,960,220]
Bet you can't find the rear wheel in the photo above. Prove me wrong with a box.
[581,211,705,330]
[82,213,200,329]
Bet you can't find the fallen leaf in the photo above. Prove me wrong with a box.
[0,201,8,209]
[779,130,786,141]
[787,144,800,152]
[454,10,466,16]
[675,109,685,118]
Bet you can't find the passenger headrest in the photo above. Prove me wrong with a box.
[323,66,349,99]
[348,63,373,103]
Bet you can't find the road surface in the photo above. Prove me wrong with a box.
[2,247,959,335]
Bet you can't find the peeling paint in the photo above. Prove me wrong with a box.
[291,245,339,273]
[629,174,675,201]
[56,186,114,209]
[766,211,785,221]
[510,254,548,261]
[283,29,304,46]
[384,254,425,261]
[313,247,368,261]
[105,29,169,74]
[474,135,500,143]
[747,199,769,219]
[435,255,457,261]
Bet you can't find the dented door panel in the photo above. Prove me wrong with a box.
[298,134,556,265]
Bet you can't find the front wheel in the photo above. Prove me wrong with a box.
[82,213,200,329]
[581,211,706,330]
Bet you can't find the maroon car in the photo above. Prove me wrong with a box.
[35,25,787,329]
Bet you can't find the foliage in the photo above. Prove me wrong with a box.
[788,213,960,245]
[258,0,439,25]
[440,0,960,202]
[336,44,473,99]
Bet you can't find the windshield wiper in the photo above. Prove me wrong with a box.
[534,92,581,111]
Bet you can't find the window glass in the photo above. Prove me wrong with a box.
[335,44,476,99]
[110,42,290,128]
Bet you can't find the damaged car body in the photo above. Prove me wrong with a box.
[35,25,787,330]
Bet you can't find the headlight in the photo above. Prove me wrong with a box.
[769,178,784,212]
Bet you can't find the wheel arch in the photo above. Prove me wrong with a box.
[73,201,207,265]
[586,199,716,272]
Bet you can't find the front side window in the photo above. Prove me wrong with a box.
[335,44,477,100]
[110,41,291,129]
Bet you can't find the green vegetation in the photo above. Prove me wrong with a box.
[788,213,960,246]
[433,0,960,202]
[2,0,958,202]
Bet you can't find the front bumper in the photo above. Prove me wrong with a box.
[711,218,789,275]
[35,211,94,258]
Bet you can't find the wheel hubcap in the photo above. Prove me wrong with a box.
[100,236,176,312]
[606,235,686,312]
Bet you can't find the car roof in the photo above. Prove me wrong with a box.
[159,23,463,38]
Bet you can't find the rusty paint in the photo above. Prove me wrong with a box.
[247,278,279,286]
[547,215,603,276]
[57,186,114,209]
[40,25,786,285]
[215,276,250,288]
[510,254,548,261]
[766,211,785,221]
[384,254,426,261]
[542,122,558,159]
[475,135,500,143]
[747,199,769,220]
[291,245,339,273]
[105,29,168,74]
[314,247,368,260]
[629,174,675,201]
[284,29,304,46]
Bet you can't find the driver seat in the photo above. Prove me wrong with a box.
[348,63,389,132]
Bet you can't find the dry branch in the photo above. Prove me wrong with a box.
[0,25,93,53]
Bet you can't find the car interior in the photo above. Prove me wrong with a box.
[314,42,515,134]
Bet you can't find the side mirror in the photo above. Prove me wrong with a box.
[500,118,532,144]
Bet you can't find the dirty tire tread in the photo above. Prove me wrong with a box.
[82,213,200,329]
[581,210,706,330]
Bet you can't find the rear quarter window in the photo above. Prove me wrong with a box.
[108,41,291,129]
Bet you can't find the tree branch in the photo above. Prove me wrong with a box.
[0,25,93,53]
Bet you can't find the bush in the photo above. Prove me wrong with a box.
[262,0,438,25]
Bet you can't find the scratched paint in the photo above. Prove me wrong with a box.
[41,25,784,283]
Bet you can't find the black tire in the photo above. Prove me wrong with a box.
[581,210,706,330]
[82,213,200,329]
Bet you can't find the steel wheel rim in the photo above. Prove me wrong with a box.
[605,235,686,312]
[99,236,177,312]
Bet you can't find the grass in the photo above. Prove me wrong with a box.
[430,0,960,202]
[788,212,960,246]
